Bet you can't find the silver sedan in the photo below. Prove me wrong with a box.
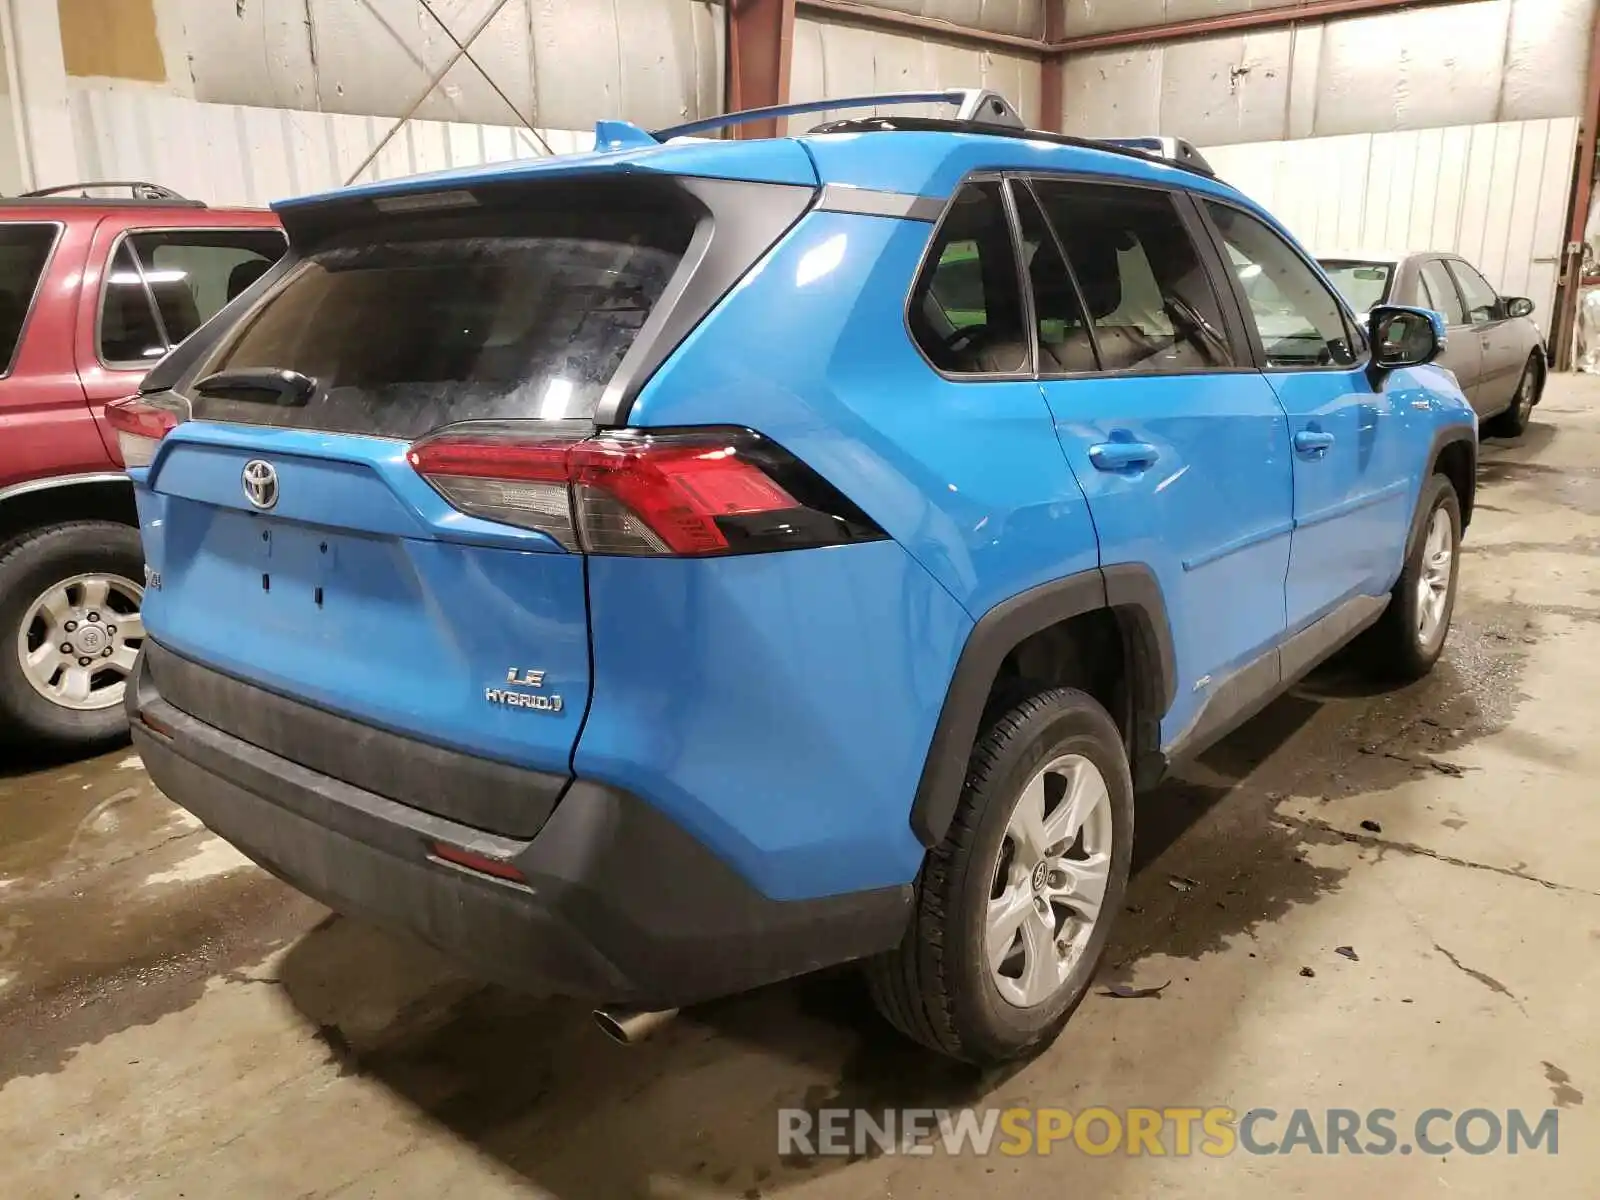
[1318,250,1547,436]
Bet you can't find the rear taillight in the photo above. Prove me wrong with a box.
[106,394,188,469]
[407,424,884,557]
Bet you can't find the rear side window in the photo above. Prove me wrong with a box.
[196,208,694,437]
[0,223,59,373]
[100,229,286,365]
[909,181,1028,376]
[1206,202,1358,369]
[1032,180,1235,373]
[1418,259,1467,326]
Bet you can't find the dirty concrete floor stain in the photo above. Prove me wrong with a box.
[6,379,1600,1197]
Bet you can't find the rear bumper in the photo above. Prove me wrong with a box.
[129,644,912,1007]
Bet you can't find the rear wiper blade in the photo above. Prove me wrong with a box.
[193,368,317,407]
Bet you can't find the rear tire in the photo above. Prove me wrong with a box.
[1363,474,1461,682]
[1484,355,1541,438]
[0,521,145,753]
[866,688,1134,1064]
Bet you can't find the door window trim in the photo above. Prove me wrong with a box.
[1194,195,1372,375]
[95,225,288,371]
[0,220,65,380]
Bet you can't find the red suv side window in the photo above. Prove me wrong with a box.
[0,223,59,374]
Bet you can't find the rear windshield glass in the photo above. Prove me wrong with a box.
[1318,260,1393,314]
[193,209,694,438]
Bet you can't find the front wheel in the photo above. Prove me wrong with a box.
[866,688,1134,1064]
[1363,474,1461,682]
[0,521,145,752]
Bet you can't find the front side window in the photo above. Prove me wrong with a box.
[1447,260,1500,324]
[100,228,287,365]
[909,181,1028,376]
[0,223,59,373]
[1032,180,1234,373]
[1418,260,1467,326]
[1206,202,1358,369]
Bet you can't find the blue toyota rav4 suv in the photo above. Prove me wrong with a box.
[110,90,1476,1064]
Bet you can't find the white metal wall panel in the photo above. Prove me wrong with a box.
[170,0,724,130]
[1203,117,1578,332]
[69,88,590,207]
[788,16,1043,131]
[855,0,1042,38]
[1060,0,1303,36]
[1057,0,1598,143]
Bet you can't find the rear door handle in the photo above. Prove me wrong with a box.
[1293,430,1335,456]
[1088,441,1159,471]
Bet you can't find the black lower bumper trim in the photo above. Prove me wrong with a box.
[130,652,912,1007]
[141,640,567,838]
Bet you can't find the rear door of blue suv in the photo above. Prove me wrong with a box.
[111,93,1477,1067]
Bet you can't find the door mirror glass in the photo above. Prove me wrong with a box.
[1505,295,1535,319]
[1369,305,1443,369]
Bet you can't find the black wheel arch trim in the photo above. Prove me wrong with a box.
[909,564,1177,847]
[1415,424,1476,556]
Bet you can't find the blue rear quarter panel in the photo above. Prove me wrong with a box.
[593,203,1103,900]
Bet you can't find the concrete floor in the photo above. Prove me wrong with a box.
[3,378,1599,1199]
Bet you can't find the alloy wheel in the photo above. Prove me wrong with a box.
[1415,508,1454,648]
[17,573,144,711]
[986,753,1114,1008]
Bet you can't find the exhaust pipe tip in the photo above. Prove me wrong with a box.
[593,1005,679,1045]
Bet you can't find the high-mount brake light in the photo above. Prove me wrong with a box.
[407,425,885,557]
[106,394,187,469]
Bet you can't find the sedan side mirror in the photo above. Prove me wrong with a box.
[1505,296,1535,319]
[1369,305,1445,375]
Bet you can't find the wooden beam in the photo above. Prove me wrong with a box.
[1039,1,1064,132]
[1554,1,1600,369]
[727,0,798,139]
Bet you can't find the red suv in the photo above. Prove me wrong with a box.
[0,182,284,752]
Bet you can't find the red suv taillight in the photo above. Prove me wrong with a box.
[407,424,884,556]
[106,394,188,468]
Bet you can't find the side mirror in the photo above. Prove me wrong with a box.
[1368,305,1444,375]
[1505,296,1535,319]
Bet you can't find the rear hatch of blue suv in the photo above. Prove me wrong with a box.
[111,140,950,1013]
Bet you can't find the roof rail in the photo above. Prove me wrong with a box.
[18,180,198,203]
[650,88,1025,142]
[1100,137,1215,176]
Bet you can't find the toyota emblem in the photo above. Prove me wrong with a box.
[242,459,279,510]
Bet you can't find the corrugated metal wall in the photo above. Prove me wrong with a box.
[1204,117,1579,332]
[1058,0,1597,144]
[69,88,591,206]
[167,0,725,130]
[860,0,1040,38]
[788,16,1042,129]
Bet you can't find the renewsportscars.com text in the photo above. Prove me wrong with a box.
[778,1106,1561,1158]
